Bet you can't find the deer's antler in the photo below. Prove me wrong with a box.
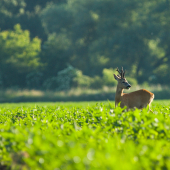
[122,67,126,78]
[116,67,121,77]
[116,67,125,78]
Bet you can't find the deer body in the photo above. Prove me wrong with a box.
[114,67,154,109]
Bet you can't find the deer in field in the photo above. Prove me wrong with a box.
[113,67,154,110]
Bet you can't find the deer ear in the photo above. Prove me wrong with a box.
[113,74,119,80]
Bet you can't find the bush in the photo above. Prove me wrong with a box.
[72,70,92,88]
[90,76,103,89]
[43,65,78,90]
[43,66,138,90]
[126,77,138,86]
[102,68,117,87]
[56,65,77,90]
[42,77,58,90]
[26,72,43,89]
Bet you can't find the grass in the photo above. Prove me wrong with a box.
[0,100,170,169]
[0,85,170,102]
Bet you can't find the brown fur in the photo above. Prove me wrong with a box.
[114,73,154,109]
[115,89,154,109]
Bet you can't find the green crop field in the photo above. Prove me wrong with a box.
[0,100,170,170]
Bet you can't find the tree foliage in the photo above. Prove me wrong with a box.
[0,24,41,87]
[40,0,170,84]
[0,0,170,89]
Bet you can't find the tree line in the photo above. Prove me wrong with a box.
[0,0,169,90]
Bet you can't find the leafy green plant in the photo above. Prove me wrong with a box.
[0,101,170,169]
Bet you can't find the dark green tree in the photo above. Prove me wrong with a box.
[41,0,170,85]
[40,33,72,79]
[0,0,26,30]
[0,24,42,87]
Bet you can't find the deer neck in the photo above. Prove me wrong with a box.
[115,86,124,105]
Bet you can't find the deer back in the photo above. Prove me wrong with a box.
[121,89,154,109]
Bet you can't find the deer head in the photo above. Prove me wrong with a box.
[113,67,131,90]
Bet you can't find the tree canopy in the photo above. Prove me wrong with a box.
[0,0,170,89]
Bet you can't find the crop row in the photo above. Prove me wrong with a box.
[0,102,170,169]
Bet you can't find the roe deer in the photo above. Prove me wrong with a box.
[113,67,154,110]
